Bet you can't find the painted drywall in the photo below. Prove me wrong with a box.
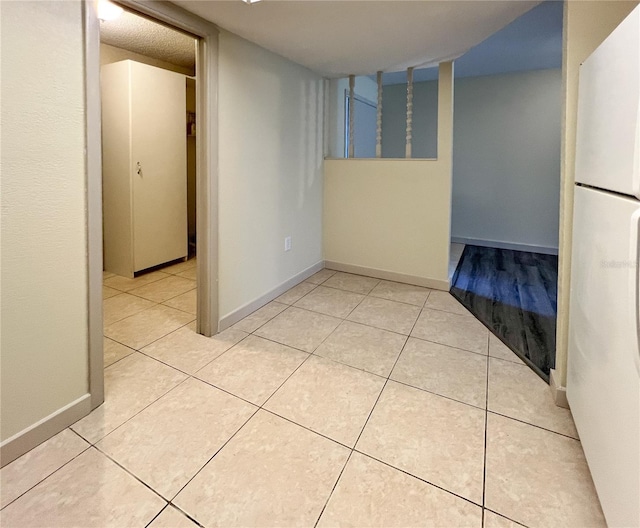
[100,42,194,76]
[555,0,639,388]
[326,76,378,158]
[217,30,325,320]
[382,69,562,251]
[1,1,89,441]
[453,69,561,251]
[324,63,454,288]
[382,81,438,159]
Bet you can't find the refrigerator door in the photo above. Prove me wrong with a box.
[575,6,640,198]
[568,186,640,528]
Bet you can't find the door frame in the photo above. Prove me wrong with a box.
[85,0,220,410]
[343,90,377,158]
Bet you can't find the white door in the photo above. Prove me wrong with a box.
[130,61,187,272]
[567,185,640,527]
[575,6,640,198]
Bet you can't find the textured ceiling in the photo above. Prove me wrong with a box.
[100,8,196,70]
[174,0,540,78]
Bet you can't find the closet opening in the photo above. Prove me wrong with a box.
[100,3,198,273]
[99,2,201,337]
[86,0,220,411]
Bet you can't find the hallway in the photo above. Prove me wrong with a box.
[1,269,603,527]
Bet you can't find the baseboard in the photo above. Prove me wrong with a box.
[549,369,569,409]
[0,394,92,468]
[451,237,559,256]
[218,261,325,331]
[324,260,450,291]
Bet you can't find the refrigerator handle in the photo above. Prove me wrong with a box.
[632,208,640,373]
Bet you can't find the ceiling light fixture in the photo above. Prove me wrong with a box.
[241,0,262,4]
[98,0,124,21]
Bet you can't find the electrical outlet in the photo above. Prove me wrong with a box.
[284,236,292,252]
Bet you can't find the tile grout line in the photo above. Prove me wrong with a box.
[144,504,170,528]
[389,377,487,412]
[186,334,254,378]
[147,406,261,505]
[312,450,354,528]
[103,297,161,327]
[232,302,291,335]
[483,507,530,528]
[166,352,322,508]
[148,503,205,528]
[230,285,387,528]
[352,449,484,510]
[314,282,435,310]
[160,300,350,506]
[407,333,491,359]
[274,281,321,305]
[239,279,466,342]
[224,332,308,356]
[0,442,93,512]
[313,295,418,526]
[86,272,496,524]
[93,444,173,504]
[95,269,546,524]
[103,270,174,292]
[74,376,193,446]
[482,330,491,527]
[259,408,353,451]
[97,269,353,521]
[486,410,580,441]
[191,375,261,408]
[105,285,197,324]
[105,317,196,355]
[103,346,137,370]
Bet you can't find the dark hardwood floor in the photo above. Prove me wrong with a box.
[450,245,558,382]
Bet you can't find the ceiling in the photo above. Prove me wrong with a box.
[100,8,196,70]
[381,0,563,85]
[174,0,541,78]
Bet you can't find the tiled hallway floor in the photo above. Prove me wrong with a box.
[1,266,605,528]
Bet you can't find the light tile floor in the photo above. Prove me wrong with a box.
[0,264,605,528]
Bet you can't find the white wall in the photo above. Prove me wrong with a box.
[452,69,562,251]
[382,81,438,159]
[324,63,454,289]
[1,1,89,442]
[217,30,325,321]
[326,76,378,158]
[382,68,562,251]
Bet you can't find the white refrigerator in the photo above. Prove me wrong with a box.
[568,6,640,528]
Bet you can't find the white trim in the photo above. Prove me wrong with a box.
[84,0,104,410]
[549,368,570,409]
[0,395,92,468]
[450,236,559,255]
[218,261,325,330]
[324,260,450,291]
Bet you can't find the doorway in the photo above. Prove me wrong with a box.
[344,93,377,158]
[84,0,219,410]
